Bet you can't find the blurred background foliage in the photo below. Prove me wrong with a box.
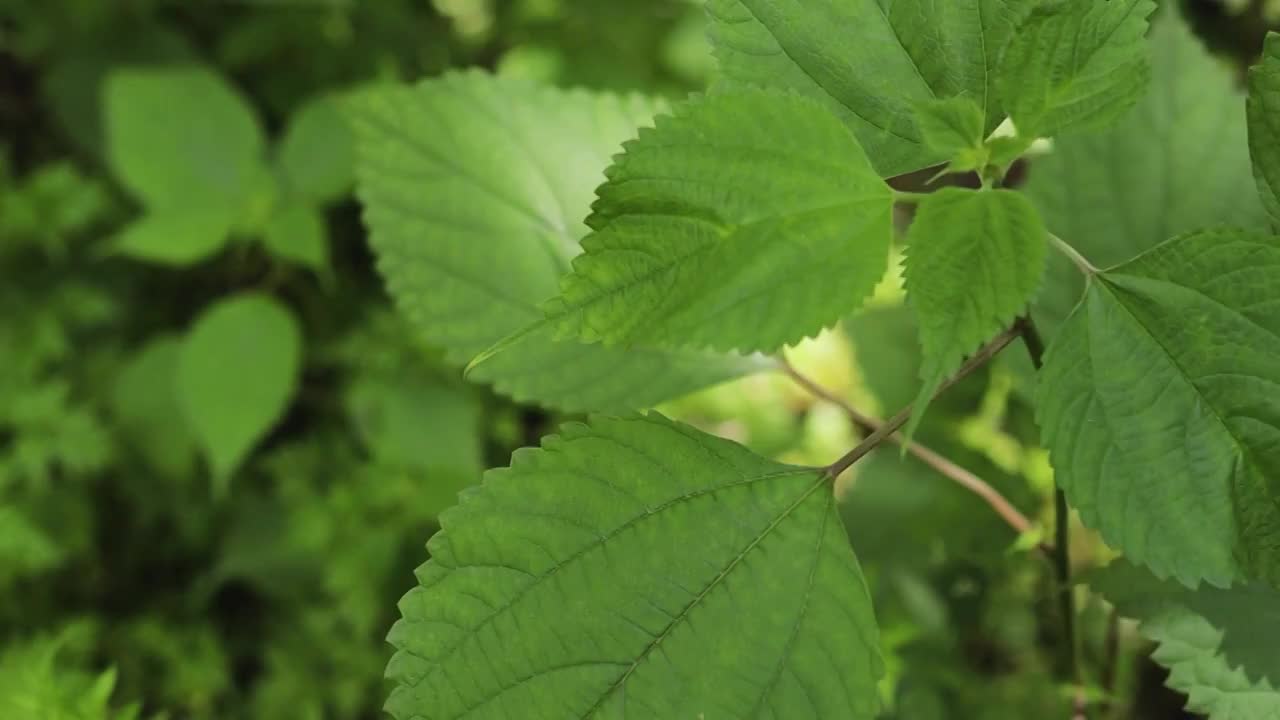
[0,0,1273,718]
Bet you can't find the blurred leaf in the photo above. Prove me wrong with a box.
[345,376,480,516]
[105,65,265,214]
[111,207,235,266]
[0,630,137,720]
[0,505,62,586]
[110,335,197,479]
[277,95,356,205]
[1093,561,1280,719]
[351,71,764,412]
[262,203,329,273]
[177,294,303,490]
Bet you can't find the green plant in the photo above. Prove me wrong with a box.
[352,2,1280,718]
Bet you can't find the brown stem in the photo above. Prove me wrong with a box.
[823,324,1022,479]
[780,360,1045,551]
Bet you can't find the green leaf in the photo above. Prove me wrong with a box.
[351,71,762,413]
[105,66,264,213]
[903,188,1046,438]
[537,89,892,354]
[1026,9,1268,336]
[706,0,1029,176]
[345,375,481,518]
[277,94,356,205]
[111,206,235,266]
[110,335,197,479]
[1248,32,1280,227]
[177,294,302,490]
[1092,561,1280,719]
[386,413,883,720]
[1037,230,1280,588]
[262,203,329,273]
[914,97,986,158]
[998,0,1155,137]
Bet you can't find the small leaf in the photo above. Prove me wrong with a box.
[262,203,329,273]
[1092,561,1280,719]
[1248,32,1280,227]
[539,89,893,354]
[1027,8,1268,336]
[985,135,1035,169]
[707,0,1030,176]
[177,294,302,490]
[914,96,986,158]
[998,0,1156,137]
[386,413,884,720]
[1038,230,1280,588]
[351,71,762,412]
[110,335,197,479]
[104,66,265,213]
[277,94,355,204]
[903,188,1046,439]
[111,206,234,266]
[345,375,481,518]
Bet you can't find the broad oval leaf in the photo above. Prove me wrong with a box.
[1093,561,1280,719]
[1037,230,1280,587]
[706,0,1029,177]
[1027,9,1269,336]
[277,94,356,205]
[540,89,893,355]
[177,294,302,490]
[903,188,1046,438]
[386,414,884,719]
[351,71,762,413]
[998,0,1155,138]
[105,65,264,213]
[1248,32,1280,228]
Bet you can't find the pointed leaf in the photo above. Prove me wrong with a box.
[1027,9,1268,335]
[177,294,302,489]
[1248,32,1280,227]
[385,414,883,720]
[903,188,1046,437]
[351,72,762,413]
[1093,561,1280,719]
[998,0,1156,137]
[263,203,329,272]
[1037,230,1280,588]
[539,89,893,355]
[707,0,1029,176]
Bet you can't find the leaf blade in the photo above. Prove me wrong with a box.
[1037,230,1280,587]
[385,413,883,720]
[903,188,1046,438]
[542,89,893,355]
